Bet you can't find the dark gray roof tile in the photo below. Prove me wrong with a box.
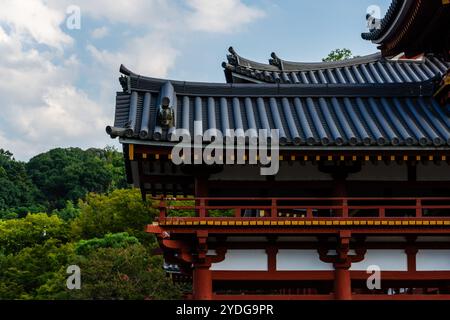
[107,68,450,150]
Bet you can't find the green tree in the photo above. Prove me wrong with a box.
[36,242,182,300]
[322,48,353,62]
[26,147,128,210]
[0,149,42,214]
[0,213,68,254]
[52,200,81,221]
[71,189,157,243]
[75,232,139,256]
[0,239,75,299]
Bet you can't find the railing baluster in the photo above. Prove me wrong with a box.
[159,198,166,219]
[199,199,206,218]
[342,199,349,218]
[271,199,277,218]
[152,196,450,222]
[416,199,422,218]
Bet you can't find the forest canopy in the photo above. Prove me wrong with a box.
[0,147,183,300]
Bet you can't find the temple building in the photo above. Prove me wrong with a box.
[106,0,450,299]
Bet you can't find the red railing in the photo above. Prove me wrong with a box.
[155,197,450,220]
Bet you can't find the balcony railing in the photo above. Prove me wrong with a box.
[154,197,450,221]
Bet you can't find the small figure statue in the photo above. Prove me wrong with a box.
[157,103,175,128]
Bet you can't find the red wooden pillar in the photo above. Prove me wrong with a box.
[332,175,347,217]
[195,177,208,217]
[334,262,352,300]
[334,230,352,300]
[193,263,212,300]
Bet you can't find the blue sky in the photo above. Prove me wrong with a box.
[0,0,391,160]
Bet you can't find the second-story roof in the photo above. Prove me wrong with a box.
[222,47,449,85]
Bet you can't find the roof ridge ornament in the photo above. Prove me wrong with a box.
[269,52,283,70]
[227,46,239,65]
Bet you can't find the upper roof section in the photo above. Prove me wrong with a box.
[362,0,450,57]
[222,47,449,85]
[106,65,450,150]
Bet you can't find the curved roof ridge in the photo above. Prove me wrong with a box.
[225,47,385,72]
[226,46,279,71]
[120,64,436,98]
[269,52,383,71]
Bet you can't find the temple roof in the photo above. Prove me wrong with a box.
[107,65,450,150]
[361,0,450,57]
[222,47,450,84]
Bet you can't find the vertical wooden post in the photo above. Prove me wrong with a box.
[342,199,349,218]
[195,177,208,218]
[266,245,278,272]
[271,199,277,218]
[334,263,352,300]
[159,198,166,219]
[332,174,347,217]
[405,247,418,272]
[334,230,352,300]
[416,199,422,218]
[193,263,212,300]
[199,199,206,218]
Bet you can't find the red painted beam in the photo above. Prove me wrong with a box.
[212,294,334,300]
[212,271,334,281]
[211,271,450,281]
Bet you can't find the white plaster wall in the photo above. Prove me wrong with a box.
[210,249,267,271]
[276,250,334,271]
[416,250,450,271]
[350,250,407,271]
[347,163,407,181]
[417,164,450,181]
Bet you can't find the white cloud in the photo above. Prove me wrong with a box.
[87,33,178,78]
[0,22,108,160]
[0,0,72,50]
[0,0,265,160]
[91,26,109,39]
[186,0,265,33]
[12,85,108,142]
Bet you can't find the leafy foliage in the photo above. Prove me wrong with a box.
[26,147,128,210]
[0,240,75,299]
[71,189,157,243]
[0,213,68,255]
[36,243,182,300]
[0,147,181,300]
[322,48,353,62]
[0,149,42,214]
[75,232,140,256]
[52,201,81,221]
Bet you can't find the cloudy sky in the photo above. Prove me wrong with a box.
[0,0,390,161]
